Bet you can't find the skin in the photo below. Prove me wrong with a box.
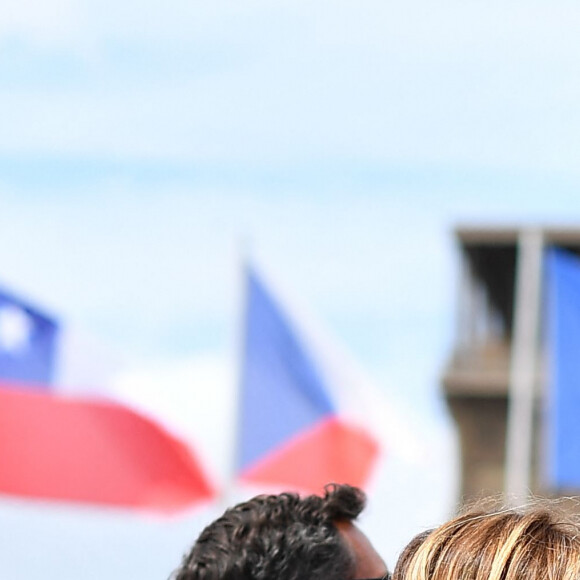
[336,520,389,580]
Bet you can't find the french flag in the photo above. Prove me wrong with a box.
[236,266,380,494]
[0,287,215,512]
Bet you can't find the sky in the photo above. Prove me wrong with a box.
[2,1,580,579]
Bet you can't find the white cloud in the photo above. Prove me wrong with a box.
[2,1,580,171]
[111,353,236,486]
[0,188,450,331]
[2,0,89,49]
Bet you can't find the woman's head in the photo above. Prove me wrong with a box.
[394,504,580,580]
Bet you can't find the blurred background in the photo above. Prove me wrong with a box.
[2,1,580,579]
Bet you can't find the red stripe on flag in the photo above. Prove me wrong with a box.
[0,383,215,512]
[239,416,380,494]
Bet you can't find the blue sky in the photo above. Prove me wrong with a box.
[3,1,580,578]
[3,0,580,168]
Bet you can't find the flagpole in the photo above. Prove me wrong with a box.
[221,240,252,510]
[504,228,544,506]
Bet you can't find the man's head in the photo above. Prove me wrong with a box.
[172,483,387,580]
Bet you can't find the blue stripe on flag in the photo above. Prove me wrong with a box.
[0,288,58,387]
[237,267,336,472]
[546,249,580,488]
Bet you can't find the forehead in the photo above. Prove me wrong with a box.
[335,521,388,579]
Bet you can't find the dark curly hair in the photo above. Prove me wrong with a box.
[172,484,366,580]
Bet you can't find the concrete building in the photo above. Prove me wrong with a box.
[442,226,580,505]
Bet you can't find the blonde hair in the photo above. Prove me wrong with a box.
[394,504,580,580]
